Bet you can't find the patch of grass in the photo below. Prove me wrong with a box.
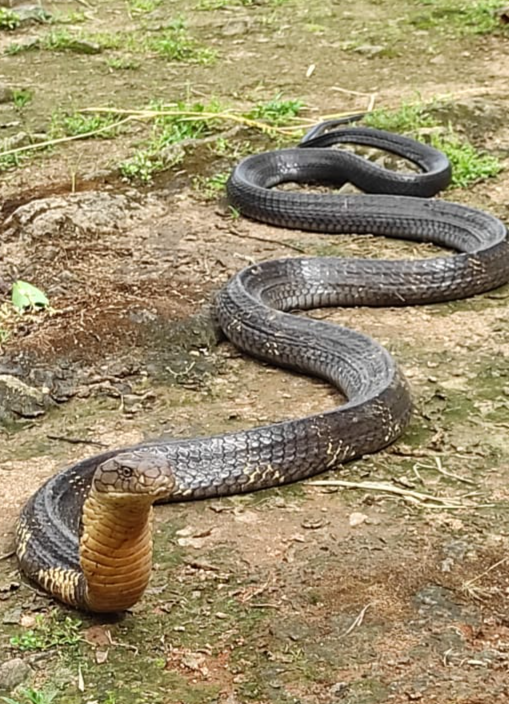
[50,10,87,24]
[209,136,252,159]
[118,94,303,182]
[363,101,503,188]
[247,94,304,126]
[12,88,33,110]
[410,0,507,35]
[0,8,20,30]
[433,131,502,188]
[152,98,225,144]
[107,55,141,70]
[43,28,123,53]
[10,612,82,652]
[120,98,225,182]
[128,0,162,13]
[38,21,216,62]
[5,40,39,55]
[193,171,229,200]
[50,110,124,138]
[146,28,216,63]
[43,28,80,50]
[0,153,22,172]
[1,689,57,704]
[119,150,164,183]
[363,101,435,133]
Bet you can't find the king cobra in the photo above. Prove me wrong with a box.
[15,123,509,612]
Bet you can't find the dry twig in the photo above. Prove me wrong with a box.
[308,479,490,509]
[341,603,372,638]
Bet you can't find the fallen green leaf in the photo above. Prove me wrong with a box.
[11,280,50,310]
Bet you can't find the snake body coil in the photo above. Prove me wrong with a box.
[16,125,509,611]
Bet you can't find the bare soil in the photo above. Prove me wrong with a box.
[1,1,509,703]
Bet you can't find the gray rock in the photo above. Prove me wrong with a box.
[4,191,155,243]
[66,39,103,54]
[0,374,53,419]
[11,5,52,24]
[430,98,506,139]
[353,44,384,57]
[0,658,32,691]
[329,681,349,697]
[5,37,40,51]
[221,20,249,36]
[2,606,22,624]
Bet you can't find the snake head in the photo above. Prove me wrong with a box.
[92,451,175,502]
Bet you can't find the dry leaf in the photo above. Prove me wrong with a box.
[20,614,36,628]
[78,665,85,692]
[84,625,112,647]
[95,649,109,664]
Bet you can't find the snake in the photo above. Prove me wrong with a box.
[15,122,509,612]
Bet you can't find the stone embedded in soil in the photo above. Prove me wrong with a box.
[352,44,385,57]
[0,658,32,691]
[4,191,161,244]
[221,20,250,36]
[0,85,13,104]
[66,39,103,55]
[0,374,53,420]
[2,606,22,625]
[11,5,52,25]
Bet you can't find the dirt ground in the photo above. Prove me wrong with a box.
[1,0,509,703]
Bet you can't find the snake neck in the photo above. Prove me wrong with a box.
[79,489,155,612]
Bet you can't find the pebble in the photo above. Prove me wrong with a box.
[349,511,368,527]
[352,44,384,57]
[0,658,32,691]
[2,606,22,624]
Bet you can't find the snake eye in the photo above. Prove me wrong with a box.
[120,467,134,479]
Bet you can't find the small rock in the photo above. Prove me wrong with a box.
[0,374,53,420]
[4,191,158,243]
[2,606,21,624]
[301,518,328,530]
[349,511,368,527]
[66,39,103,54]
[6,37,40,52]
[0,658,32,691]
[221,20,249,36]
[12,5,52,25]
[329,681,349,697]
[353,44,384,57]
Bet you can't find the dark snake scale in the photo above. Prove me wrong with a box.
[16,123,509,611]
